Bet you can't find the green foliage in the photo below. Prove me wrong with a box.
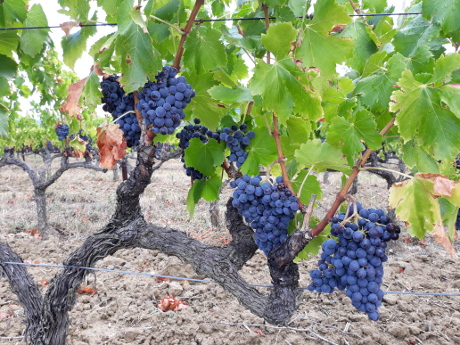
[2,0,460,255]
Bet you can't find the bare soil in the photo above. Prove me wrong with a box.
[1,156,459,345]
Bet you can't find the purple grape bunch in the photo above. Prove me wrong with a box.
[100,75,140,147]
[308,202,401,321]
[137,66,196,136]
[218,124,255,168]
[230,175,299,255]
[55,124,69,141]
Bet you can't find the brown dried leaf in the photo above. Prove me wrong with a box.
[60,21,79,38]
[432,219,455,256]
[60,77,87,117]
[96,125,127,169]
[157,295,187,312]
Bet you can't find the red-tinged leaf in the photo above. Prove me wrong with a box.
[0,313,12,318]
[403,237,412,242]
[157,295,187,312]
[254,329,266,337]
[60,77,87,116]
[156,277,170,283]
[399,267,405,273]
[25,229,42,239]
[96,124,127,169]
[432,218,455,256]
[39,278,50,285]
[417,173,456,198]
[77,286,98,296]
[60,21,79,38]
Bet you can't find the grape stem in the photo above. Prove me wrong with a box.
[359,166,413,180]
[310,116,396,237]
[108,110,135,126]
[149,15,185,35]
[300,194,316,231]
[172,0,205,70]
[296,165,315,201]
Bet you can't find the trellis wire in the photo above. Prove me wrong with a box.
[2,261,460,297]
[0,12,422,31]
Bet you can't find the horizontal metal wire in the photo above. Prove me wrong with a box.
[3,261,460,297]
[0,12,422,31]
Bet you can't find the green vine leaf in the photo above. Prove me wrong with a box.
[19,4,48,58]
[296,0,353,79]
[0,0,28,27]
[327,109,382,161]
[0,54,17,79]
[390,69,460,160]
[249,57,322,123]
[208,85,252,104]
[422,0,460,34]
[295,139,352,174]
[62,14,97,69]
[0,30,19,58]
[240,127,278,176]
[184,26,227,74]
[261,22,298,59]
[184,138,225,177]
[186,174,222,217]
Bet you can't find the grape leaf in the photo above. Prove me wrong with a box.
[261,22,297,59]
[184,138,225,177]
[393,15,446,59]
[295,139,352,174]
[439,198,459,240]
[438,85,460,118]
[320,77,355,122]
[429,53,460,85]
[353,52,407,112]
[286,116,311,144]
[389,174,455,255]
[81,71,102,108]
[340,20,378,75]
[58,0,90,20]
[0,77,9,97]
[186,175,222,217]
[184,26,227,74]
[296,0,353,79]
[60,77,87,116]
[327,110,382,160]
[19,4,48,58]
[0,31,19,58]
[116,3,162,93]
[96,124,127,170]
[208,85,253,104]
[402,141,440,174]
[183,72,227,130]
[62,20,97,69]
[0,0,27,26]
[390,69,460,160]
[241,127,278,176]
[0,54,17,79]
[422,0,460,34]
[292,171,322,205]
[249,57,322,123]
[362,0,387,12]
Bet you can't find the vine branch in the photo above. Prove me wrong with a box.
[172,0,205,70]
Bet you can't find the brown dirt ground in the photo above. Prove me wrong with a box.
[0,155,459,345]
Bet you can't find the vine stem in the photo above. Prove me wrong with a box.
[359,166,413,180]
[172,0,204,70]
[108,110,135,125]
[262,3,296,195]
[150,15,185,35]
[310,116,396,237]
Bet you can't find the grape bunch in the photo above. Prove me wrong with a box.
[137,66,195,136]
[218,124,255,168]
[308,202,400,321]
[230,175,299,255]
[100,76,140,147]
[176,118,218,179]
[456,209,460,231]
[55,124,69,141]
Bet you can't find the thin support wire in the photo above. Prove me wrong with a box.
[2,261,460,297]
[0,12,423,31]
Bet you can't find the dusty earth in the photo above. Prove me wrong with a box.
[0,155,459,345]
